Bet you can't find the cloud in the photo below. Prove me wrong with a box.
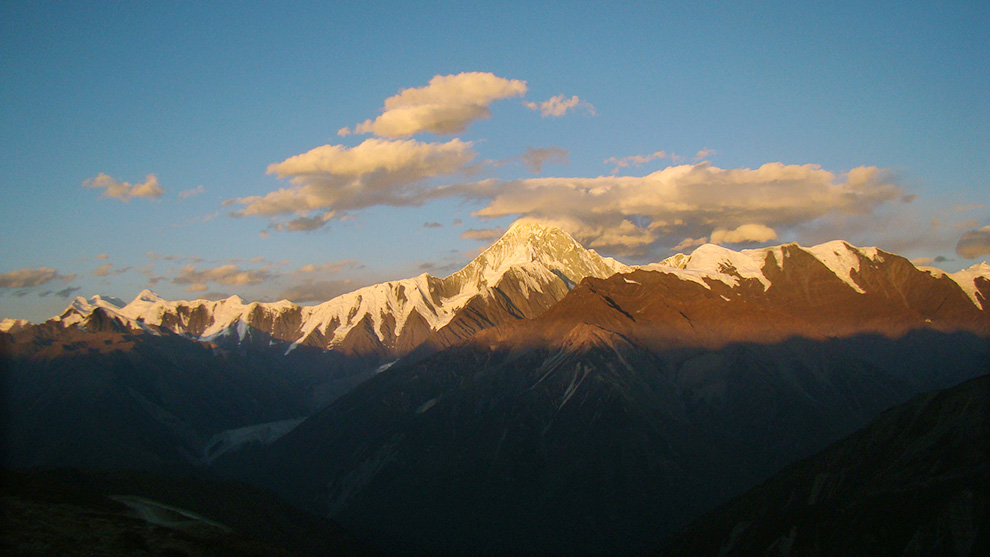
[954,203,985,212]
[0,267,74,288]
[694,148,716,161]
[91,263,113,277]
[280,279,355,304]
[435,162,902,256]
[344,72,527,138]
[271,212,335,232]
[96,254,109,260]
[56,286,82,298]
[672,237,709,251]
[423,221,442,228]
[91,263,131,277]
[911,255,949,266]
[172,264,275,293]
[83,173,163,201]
[521,146,568,173]
[296,260,359,274]
[227,138,476,220]
[179,185,206,200]
[710,224,778,245]
[461,227,507,242]
[605,151,668,173]
[955,225,990,259]
[524,94,595,117]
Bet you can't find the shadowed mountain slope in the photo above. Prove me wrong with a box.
[218,261,989,554]
[660,374,989,556]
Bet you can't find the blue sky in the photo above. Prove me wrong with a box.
[2,1,988,322]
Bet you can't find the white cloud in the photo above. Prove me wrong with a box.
[83,173,163,201]
[710,224,778,245]
[524,94,595,117]
[0,267,74,288]
[227,137,476,220]
[345,72,527,137]
[956,225,990,259]
[436,162,902,256]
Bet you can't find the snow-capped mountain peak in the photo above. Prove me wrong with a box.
[447,221,629,291]
[34,224,990,357]
[653,240,887,294]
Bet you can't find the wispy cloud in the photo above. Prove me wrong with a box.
[172,264,275,293]
[521,146,568,173]
[524,94,595,117]
[0,267,75,288]
[279,279,355,304]
[693,148,716,162]
[495,146,569,174]
[956,225,990,259]
[604,151,669,173]
[340,72,527,138]
[954,203,985,212]
[179,185,206,200]
[56,286,82,298]
[460,227,506,242]
[296,260,359,274]
[83,173,163,201]
[91,263,131,277]
[671,237,709,252]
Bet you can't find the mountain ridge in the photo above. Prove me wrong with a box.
[24,225,989,352]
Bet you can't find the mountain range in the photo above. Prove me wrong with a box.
[2,222,988,553]
[6,222,987,358]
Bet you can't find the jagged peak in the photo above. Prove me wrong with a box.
[652,240,887,293]
[447,220,626,287]
[965,261,990,274]
[133,289,164,303]
[0,318,32,333]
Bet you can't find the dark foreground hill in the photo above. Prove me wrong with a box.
[0,467,373,556]
[660,374,990,556]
